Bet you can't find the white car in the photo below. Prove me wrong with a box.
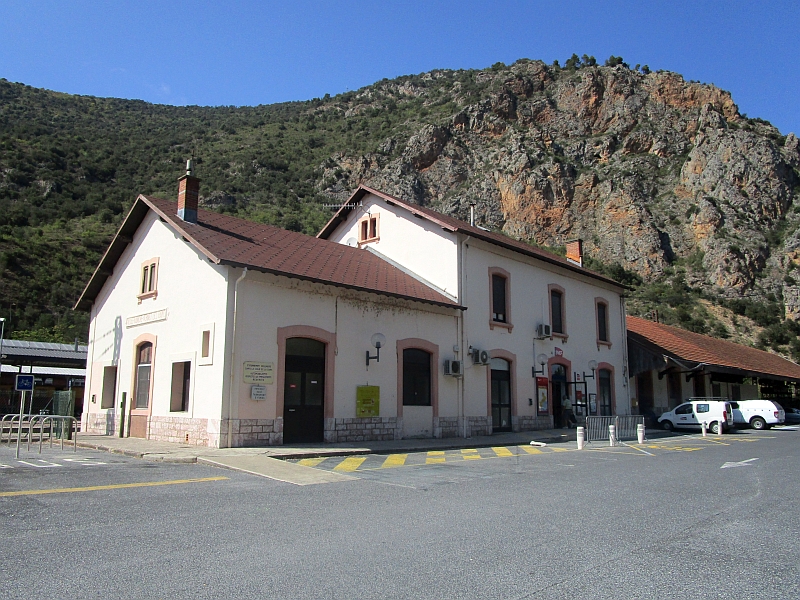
[658,400,733,434]
[730,400,785,430]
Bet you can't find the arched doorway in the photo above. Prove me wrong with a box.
[491,358,512,432]
[283,337,325,444]
[551,363,569,428]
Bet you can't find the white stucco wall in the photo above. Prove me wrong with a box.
[459,238,630,422]
[84,211,230,435]
[228,271,461,438]
[326,193,460,299]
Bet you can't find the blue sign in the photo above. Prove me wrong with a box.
[15,374,34,391]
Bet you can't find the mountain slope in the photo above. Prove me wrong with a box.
[1,58,799,356]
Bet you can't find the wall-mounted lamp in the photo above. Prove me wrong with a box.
[532,353,548,376]
[366,333,386,367]
[583,359,598,381]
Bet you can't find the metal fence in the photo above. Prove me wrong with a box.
[585,415,645,443]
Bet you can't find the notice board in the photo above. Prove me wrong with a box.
[356,385,380,418]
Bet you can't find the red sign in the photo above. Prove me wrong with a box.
[576,390,583,401]
[554,347,563,357]
[536,377,548,387]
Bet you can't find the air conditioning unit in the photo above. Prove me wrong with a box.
[536,323,551,339]
[444,359,462,376]
[471,348,490,365]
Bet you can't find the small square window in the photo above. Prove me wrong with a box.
[198,323,215,365]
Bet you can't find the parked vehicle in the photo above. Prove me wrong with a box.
[658,399,733,434]
[784,407,800,425]
[729,400,785,429]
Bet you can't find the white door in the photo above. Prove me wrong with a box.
[673,403,695,428]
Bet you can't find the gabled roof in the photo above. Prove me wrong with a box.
[627,315,800,382]
[318,185,624,290]
[75,195,464,312]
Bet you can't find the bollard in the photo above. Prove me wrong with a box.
[717,420,723,436]
[637,423,645,444]
[701,421,707,437]
[577,426,585,450]
[608,424,616,447]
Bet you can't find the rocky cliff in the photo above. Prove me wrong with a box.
[318,61,800,322]
[1,59,798,353]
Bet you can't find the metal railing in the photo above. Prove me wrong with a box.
[0,413,78,454]
[37,416,78,453]
[585,415,645,443]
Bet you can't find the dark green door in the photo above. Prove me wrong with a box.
[491,358,512,432]
[283,338,325,444]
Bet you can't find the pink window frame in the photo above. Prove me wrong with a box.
[396,338,439,419]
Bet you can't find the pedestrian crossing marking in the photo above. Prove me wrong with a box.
[519,446,543,454]
[426,451,445,464]
[382,454,408,468]
[298,458,328,467]
[333,457,367,472]
[492,447,514,457]
[461,449,482,460]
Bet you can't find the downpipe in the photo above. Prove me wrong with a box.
[227,267,248,448]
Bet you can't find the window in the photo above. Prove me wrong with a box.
[696,403,710,413]
[202,331,211,358]
[693,373,706,397]
[101,366,117,409]
[170,361,191,412]
[667,371,682,407]
[712,383,721,398]
[675,403,692,415]
[549,286,566,336]
[598,368,613,416]
[198,323,215,365]
[492,275,507,322]
[134,343,153,409]
[402,348,431,406]
[488,267,512,330]
[138,257,159,302]
[358,213,379,244]
[732,384,741,402]
[595,299,610,344]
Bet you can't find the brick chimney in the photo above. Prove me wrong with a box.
[177,159,200,223]
[565,238,583,267]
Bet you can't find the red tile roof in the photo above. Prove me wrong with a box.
[75,195,463,311]
[318,185,625,290]
[627,315,800,381]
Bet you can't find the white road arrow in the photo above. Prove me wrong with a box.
[721,458,759,469]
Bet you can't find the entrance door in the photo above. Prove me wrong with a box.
[283,338,325,444]
[490,358,512,432]
[551,364,568,428]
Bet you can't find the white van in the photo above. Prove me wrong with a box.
[730,400,785,430]
[658,399,734,434]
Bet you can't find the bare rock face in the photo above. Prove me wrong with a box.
[318,61,799,311]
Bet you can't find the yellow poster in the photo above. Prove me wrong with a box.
[356,385,380,418]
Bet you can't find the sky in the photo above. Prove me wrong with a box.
[1,1,798,135]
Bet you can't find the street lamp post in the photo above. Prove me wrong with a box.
[0,317,5,394]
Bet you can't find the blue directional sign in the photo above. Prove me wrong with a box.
[15,374,34,391]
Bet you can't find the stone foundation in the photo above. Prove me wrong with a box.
[83,411,121,436]
[212,418,283,447]
[325,417,399,443]
[148,415,211,446]
[513,415,554,431]
[464,416,492,437]
[433,416,460,439]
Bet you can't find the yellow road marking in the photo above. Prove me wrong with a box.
[297,458,328,467]
[333,457,367,472]
[551,447,572,453]
[492,446,514,457]
[461,449,482,460]
[382,454,408,468]
[519,446,543,454]
[0,476,228,498]
[426,451,445,464]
